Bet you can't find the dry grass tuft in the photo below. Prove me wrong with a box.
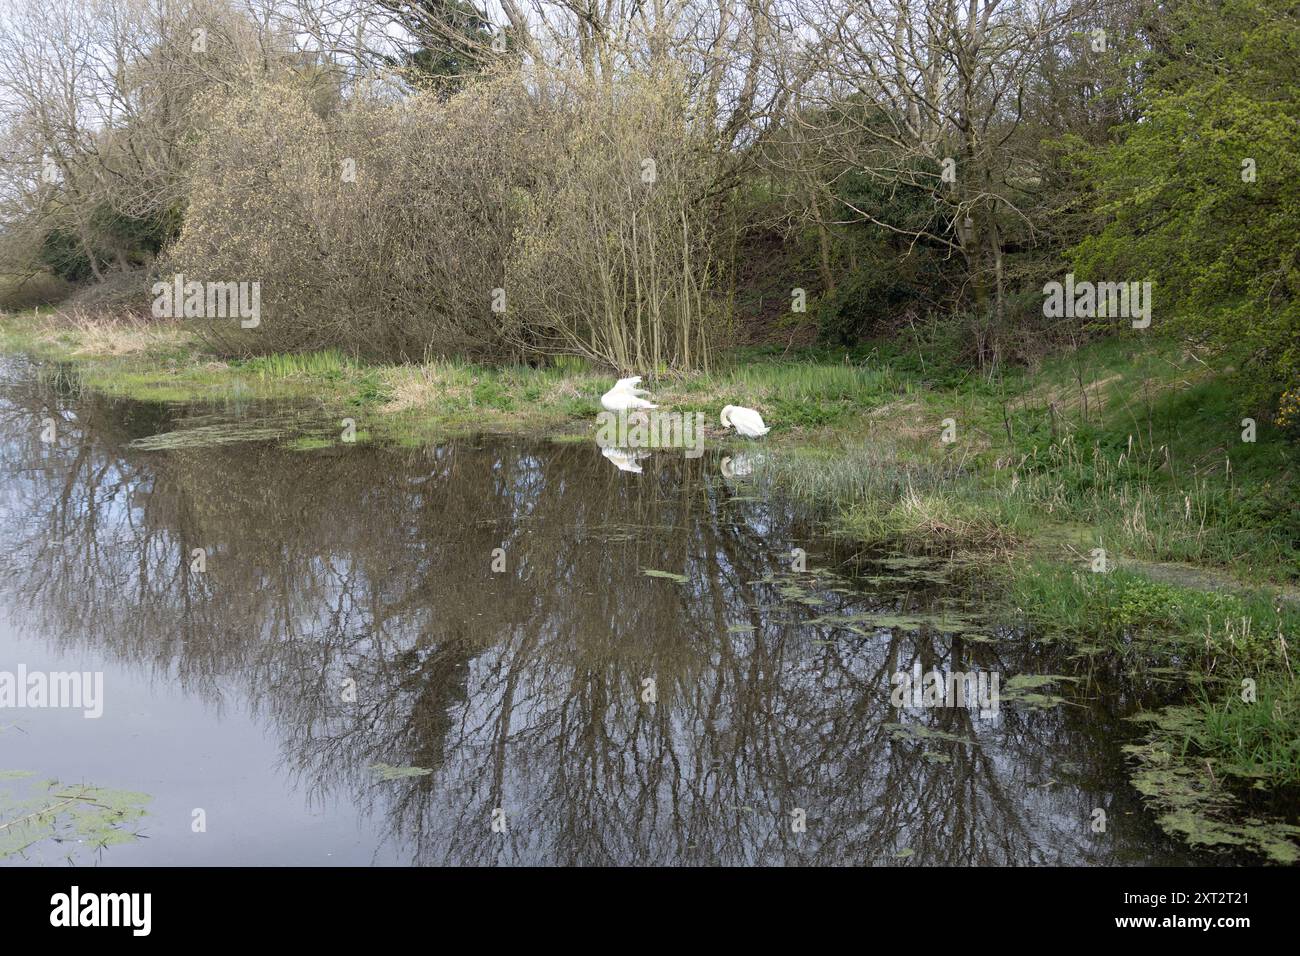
[381,361,477,413]
[47,306,189,356]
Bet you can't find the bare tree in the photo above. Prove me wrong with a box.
[773,0,1100,362]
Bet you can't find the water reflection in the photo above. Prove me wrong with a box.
[0,359,1193,865]
[601,446,651,473]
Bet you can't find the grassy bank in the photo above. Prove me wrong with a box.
[4,309,1296,581]
[1005,562,1300,862]
[755,336,1298,586]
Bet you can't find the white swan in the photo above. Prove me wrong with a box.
[721,404,770,438]
[602,446,650,473]
[720,452,763,478]
[601,376,657,412]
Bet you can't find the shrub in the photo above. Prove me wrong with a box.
[506,69,724,372]
[167,72,541,360]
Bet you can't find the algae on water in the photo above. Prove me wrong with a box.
[1125,706,1300,864]
[0,773,151,863]
[369,763,434,781]
[642,568,689,584]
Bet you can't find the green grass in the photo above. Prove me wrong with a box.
[751,440,1026,549]
[1193,675,1300,789]
[844,334,1300,579]
[711,359,911,426]
[973,337,1300,576]
[234,349,354,380]
[727,336,1297,577]
[1004,562,1295,668]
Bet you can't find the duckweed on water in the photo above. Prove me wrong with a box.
[0,772,150,863]
[1000,674,1078,710]
[130,420,306,451]
[369,764,435,782]
[1125,706,1300,864]
[641,568,689,583]
[884,723,974,746]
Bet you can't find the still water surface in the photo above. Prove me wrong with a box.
[0,357,1197,865]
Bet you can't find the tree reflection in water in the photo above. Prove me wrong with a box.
[0,358,1193,865]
